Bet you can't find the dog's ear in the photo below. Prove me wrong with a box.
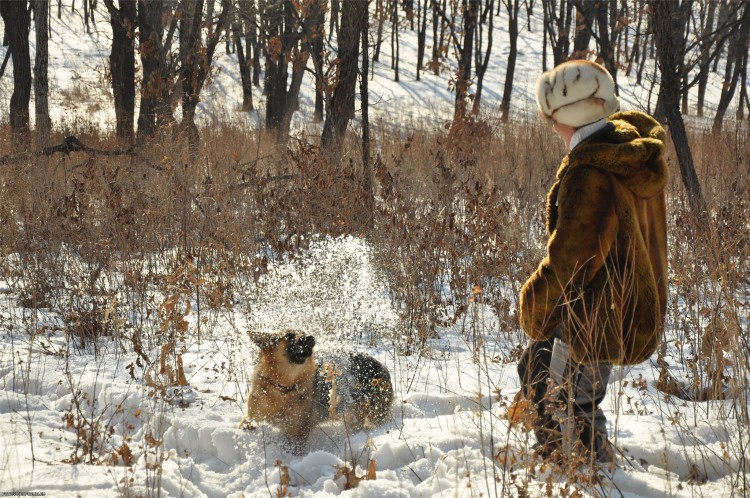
[248,331,280,349]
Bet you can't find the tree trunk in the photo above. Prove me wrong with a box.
[360,7,373,232]
[472,0,494,115]
[452,0,477,124]
[105,0,136,142]
[234,20,253,111]
[0,0,32,151]
[328,0,339,42]
[594,0,617,92]
[431,0,440,74]
[626,0,643,76]
[179,0,229,145]
[321,0,366,150]
[264,0,288,131]
[439,0,448,70]
[650,0,708,220]
[572,0,595,57]
[737,49,748,122]
[712,0,730,73]
[391,0,400,81]
[179,0,204,145]
[278,48,308,142]
[84,0,91,33]
[500,0,519,121]
[636,11,650,85]
[373,0,384,63]
[34,0,52,148]
[240,0,261,87]
[307,0,325,122]
[713,2,750,132]
[543,0,572,66]
[136,0,165,140]
[695,0,717,117]
[416,0,427,80]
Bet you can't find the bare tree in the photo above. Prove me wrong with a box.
[83,0,96,34]
[650,0,707,219]
[328,0,339,42]
[391,0,400,81]
[241,0,261,87]
[593,0,617,91]
[304,0,326,122]
[695,0,717,117]
[360,6,374,231]
[372,0,385,63]
[431,0,441,74]
[0,0,32,150]
[178,0,229,145]
[321,0,368,149]
[416,0,428,80]
[35,0,52,148]
[713,1,750,132]
[541,0,572,68]
[104,0,136,142]
[453,0,478,123]
[738,51,749,122]
[136,0,176,140]
[572,0,595,58]
[500,0,520,121]
[233,2,254,111]
[471,0,494,115]
[263,0,314,142]
[625,0,645,78]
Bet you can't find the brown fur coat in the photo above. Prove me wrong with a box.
[519,110,668,365]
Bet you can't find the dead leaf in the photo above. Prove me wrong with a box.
[504,392,537,432]
[145,433,162,448]
[334,464,363,490]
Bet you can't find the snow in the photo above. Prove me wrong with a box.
[1,235,745,497]
[1,3,748,498]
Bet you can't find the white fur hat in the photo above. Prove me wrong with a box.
[535,60,619,128]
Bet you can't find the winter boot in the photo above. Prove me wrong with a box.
[548,338,615,465]
[578,416,616,465]
[517,338,560,457]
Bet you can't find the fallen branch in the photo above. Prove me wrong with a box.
[0,135,162,170]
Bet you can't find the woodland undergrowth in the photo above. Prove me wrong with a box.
[0,117,748,490]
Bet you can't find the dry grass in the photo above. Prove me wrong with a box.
[0,117,748,489]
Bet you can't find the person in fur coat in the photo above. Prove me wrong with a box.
[516,60,668,465]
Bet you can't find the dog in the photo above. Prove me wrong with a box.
[239,330,393,451]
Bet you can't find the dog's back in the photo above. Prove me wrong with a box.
[314,352,393,429]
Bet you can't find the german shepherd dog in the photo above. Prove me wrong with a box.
[239,330,393,452]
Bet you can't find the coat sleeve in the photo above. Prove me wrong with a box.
[519,167,618,340]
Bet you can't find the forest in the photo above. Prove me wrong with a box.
[1,1,749,497]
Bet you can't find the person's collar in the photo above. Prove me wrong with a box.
[569,118,609,150]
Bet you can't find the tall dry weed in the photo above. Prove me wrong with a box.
[0,116,748,488]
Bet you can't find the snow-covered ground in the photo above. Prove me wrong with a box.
[1,235,745,497]
[1,3,748,498]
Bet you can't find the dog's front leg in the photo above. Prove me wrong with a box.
[239,397,261,430]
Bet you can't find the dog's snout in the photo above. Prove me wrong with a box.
[284,333,316,364]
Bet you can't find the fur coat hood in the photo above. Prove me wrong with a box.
[520,110,668,365]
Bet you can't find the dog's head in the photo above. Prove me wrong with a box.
[281,331,316,364]
[249,330,316,365]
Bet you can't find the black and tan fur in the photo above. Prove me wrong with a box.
[239,330,393,450]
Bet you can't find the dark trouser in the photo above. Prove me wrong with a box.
[517,328,611,454]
